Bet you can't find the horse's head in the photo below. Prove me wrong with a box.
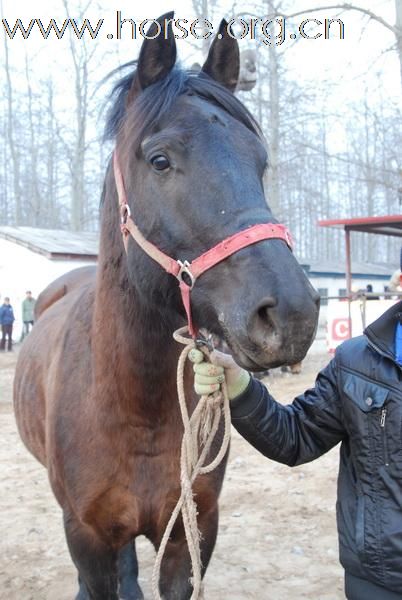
[108,13,319,370]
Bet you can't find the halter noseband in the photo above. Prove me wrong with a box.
[113,152,293,338]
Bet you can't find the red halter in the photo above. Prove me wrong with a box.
[113,152,293,337]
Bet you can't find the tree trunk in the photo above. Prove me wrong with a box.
[396,0,402,91]
[3,36,21,224]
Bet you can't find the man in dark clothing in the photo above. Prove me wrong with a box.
[190,280,402,599]
[0,297,15,351]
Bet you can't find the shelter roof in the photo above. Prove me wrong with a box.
[318,215,402,237]
[0,227,98,260]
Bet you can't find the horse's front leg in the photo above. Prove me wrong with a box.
[64,512,119,600]
[74,542,144,600]
[118,541,144,600]
[158,504,219,600]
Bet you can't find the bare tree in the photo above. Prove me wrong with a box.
[3,34,21,223]
[24,53,41,226]
[45,80,58,228]
[192,0,216,58]
[61,0,97,231]
[286,2,402,93]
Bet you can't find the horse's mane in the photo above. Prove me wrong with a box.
[104,61,263,150]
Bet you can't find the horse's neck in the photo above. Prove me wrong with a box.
[93,169,186,410]
[94,267,180,373]
[92,246,185,414]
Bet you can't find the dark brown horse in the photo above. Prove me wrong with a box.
[14,13,319,600]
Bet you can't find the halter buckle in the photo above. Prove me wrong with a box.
[177,260,196,289]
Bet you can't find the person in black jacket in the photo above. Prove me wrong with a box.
[190,283,402,599]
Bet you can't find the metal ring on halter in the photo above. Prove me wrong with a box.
[177,260,196,289]
[120,203,131,225]
[195,332,214,352]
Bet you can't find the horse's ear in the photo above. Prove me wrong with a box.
[201,20,240,92]
[127,12,176,104]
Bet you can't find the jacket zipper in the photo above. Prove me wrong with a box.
[380,407,389,466]
[367,339,402,373]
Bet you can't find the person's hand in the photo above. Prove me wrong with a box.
[188,348,251,400]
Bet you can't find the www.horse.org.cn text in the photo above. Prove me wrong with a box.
[2,14,345,46]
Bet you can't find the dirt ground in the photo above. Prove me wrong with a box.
[0,344,345,600]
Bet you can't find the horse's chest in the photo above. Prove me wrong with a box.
[81,434,183,546]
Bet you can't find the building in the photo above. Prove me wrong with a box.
[299,258,397,325]
[0,226,98,335]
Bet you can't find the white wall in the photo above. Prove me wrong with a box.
[0,239,96,337]
[308,274,390,327]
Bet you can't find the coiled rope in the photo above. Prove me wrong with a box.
[151,326,231,599]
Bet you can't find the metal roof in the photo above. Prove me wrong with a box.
[318,215,402,237]
[298,258,396,279]
[0,226,98,260]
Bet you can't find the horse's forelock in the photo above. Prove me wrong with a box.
[103,61,137,142]
[104,64,263,155]
[187,73,263,140]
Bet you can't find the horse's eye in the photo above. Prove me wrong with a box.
[150,155,170,171]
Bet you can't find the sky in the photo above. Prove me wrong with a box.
[1,0,399,96]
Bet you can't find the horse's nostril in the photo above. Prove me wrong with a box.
[313,292,321,308]
[256,296,277,323]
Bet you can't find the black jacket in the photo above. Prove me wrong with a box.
[230,301,402,593]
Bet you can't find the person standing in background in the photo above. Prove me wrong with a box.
[21,291,36,337]
[0,297,15,351]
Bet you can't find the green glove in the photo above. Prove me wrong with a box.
[188,348,251,400]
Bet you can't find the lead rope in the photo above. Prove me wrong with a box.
[151,326,232,600]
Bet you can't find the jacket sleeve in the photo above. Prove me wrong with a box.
[230,357,345,466]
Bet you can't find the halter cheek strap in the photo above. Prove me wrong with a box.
[113,152,293,337]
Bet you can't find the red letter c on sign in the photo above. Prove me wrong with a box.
[332,318,349,340]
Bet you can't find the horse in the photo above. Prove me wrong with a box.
[34,265,96,320]
[14,13,320,600]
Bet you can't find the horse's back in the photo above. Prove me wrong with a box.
[14,270,95,466]
[34,265,96,319]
